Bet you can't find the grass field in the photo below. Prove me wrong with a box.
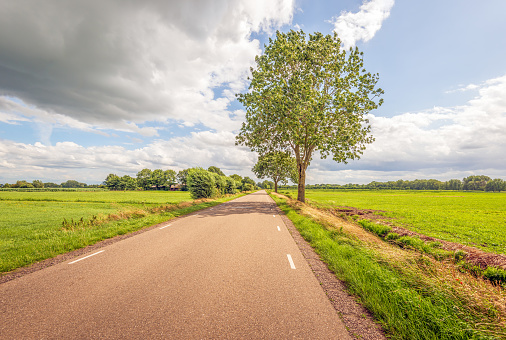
[0,190,220,273]
[283,189,506,255]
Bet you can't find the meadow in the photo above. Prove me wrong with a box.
[283,189,506,255]
[0,190,216,273]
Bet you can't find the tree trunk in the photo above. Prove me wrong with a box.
[297,162,306,203]
[274,180,278,193]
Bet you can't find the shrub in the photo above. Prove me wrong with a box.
[187,168,217,199]
[225,177,237,194]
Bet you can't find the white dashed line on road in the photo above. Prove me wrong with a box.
[68,250,104,265]
[277,226,280,231]
[287,254,296,269]
[159,224,171,230]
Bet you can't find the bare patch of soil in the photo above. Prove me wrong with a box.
[329,206,392,222]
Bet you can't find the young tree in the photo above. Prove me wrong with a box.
[485,178,506,192]
[136,168,152,190]
[241,177,256,191]
[236,30,383,202]
[104,174,121,190]
[177,168,191,190]
[32,180,44,188]
[120,175,137,190]
[252,151,297,193]
[164,169,177,187]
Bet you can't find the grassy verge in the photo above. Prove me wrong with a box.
[271,193,506,339]
[1,194,244,274]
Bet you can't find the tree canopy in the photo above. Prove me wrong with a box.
[236,30,383,202]
[252,151,297,193]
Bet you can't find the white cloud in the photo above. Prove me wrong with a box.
[332,0,394,49]
[0,130,257,183]
[308,73,506,183]
[0,0,294,135]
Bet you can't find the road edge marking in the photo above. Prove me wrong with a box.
[159,224,171,230]
[68,250,105,265]
[287,254,296,269]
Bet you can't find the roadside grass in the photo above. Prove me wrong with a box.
[271,193,506,339]
[282,189,506,255]
[0,191,242,273]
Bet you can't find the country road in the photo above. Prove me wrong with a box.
[0,190,350,339]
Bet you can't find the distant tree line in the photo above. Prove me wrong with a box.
[103,166,258,198]
[280,175,506,192]
[1,179,99,189]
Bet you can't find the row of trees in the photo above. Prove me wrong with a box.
[1,180,93,189]
[103,166,258,197]
[186,168,257,198]
[104,169,177,191]
[281,175,506,192]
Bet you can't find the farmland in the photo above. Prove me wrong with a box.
[0,190,215,273]
[282,189,506,255]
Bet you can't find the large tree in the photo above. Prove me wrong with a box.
[236,30,383,202]
[252,151,297,193]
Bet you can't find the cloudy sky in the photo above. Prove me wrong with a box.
[1,0,505,185]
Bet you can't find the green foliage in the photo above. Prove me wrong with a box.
[207,166,225,177]
[236,30,383,202]
[104,174,121,190]
[230,174,242,183]
[357,219,391,236]
[224,177,237,194]
[485,178,506,192]
[483,267,506,285]
[177,169,190,185]
[211,172,227,195]
[385,232,400,241]
[252,151,297,192]
[187,168,217,199]
[32,180,44,188]
[463,175,491,191]
[136,168,153,190]
[61,180,87,188]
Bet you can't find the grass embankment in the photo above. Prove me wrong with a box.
[271,193,506,339]
[0,191,243,273]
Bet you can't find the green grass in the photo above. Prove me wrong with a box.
[271,193,505,339]
[0,190,192,205]
[283,189,506,255]
[0,191,236,273]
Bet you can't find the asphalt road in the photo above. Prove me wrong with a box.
[1,190,350,339]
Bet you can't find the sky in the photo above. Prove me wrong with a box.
[1,0,505,185]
